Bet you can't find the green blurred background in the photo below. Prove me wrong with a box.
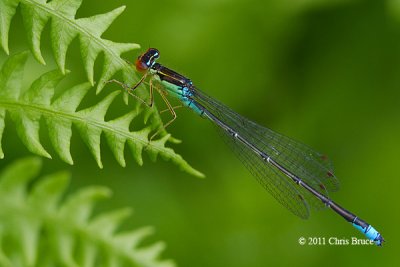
[1,0,399,266]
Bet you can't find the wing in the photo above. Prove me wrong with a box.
[192,87,340,216]
[215,123,310,218]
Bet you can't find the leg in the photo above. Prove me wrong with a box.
[106,70,148,91]
[160,105,183,114]
[148,77,154,107]
[106,72,153,107]
[150,89,177,140]
[130,71,149,91]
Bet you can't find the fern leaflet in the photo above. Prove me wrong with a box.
[0,51,204,177]
[0,157,176,267]
[0,0,138,93]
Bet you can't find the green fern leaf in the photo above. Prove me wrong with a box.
[0,0,138,93]
[0,0,181,144]
[0,51,204,177]
[0,157,176,267]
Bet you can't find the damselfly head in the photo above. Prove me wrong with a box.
[135,48,160,72]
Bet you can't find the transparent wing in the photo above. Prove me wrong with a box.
[192,88,340,215]
[215,124,310,218]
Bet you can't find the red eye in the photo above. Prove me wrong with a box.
[135,58,148,72]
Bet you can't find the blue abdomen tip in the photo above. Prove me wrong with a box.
[352,223,384,246]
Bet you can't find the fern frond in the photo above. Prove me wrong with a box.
[0,51,204,177]
[0,157,176,267]
[0,0,138,93]
[0,0,181,144]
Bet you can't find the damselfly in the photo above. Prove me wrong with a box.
[108,48,384,246]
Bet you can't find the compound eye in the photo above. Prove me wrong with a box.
[148,48,160,59]
[135,58,148,72]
